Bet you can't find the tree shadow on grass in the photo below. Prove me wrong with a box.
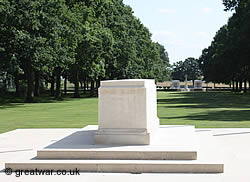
[0,103,26,109]
[160,110,250,122]
[0,93,97,110]
[158,92,250,109]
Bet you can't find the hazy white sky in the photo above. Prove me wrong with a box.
[123,0,233,63]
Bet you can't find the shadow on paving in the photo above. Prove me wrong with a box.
[44,130,133,149]
[157,91,250,109]
[160,110,250,122]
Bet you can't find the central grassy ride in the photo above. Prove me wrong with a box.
[0,91,250,134]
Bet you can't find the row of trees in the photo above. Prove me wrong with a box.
[198,0,250,91]
[0,0,171,102]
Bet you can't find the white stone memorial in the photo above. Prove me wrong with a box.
[171,80,180,89]
[5,79,223,174]
[95,79,159,145]
[194,80,203,89]
[183,74,190,91]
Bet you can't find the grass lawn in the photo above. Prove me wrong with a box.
[0,91,250,134]
[158,91,250,127]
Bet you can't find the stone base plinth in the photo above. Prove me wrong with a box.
[95,128,150,145]
[5,125,224,173]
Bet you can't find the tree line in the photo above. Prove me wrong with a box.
[198,0,250,92]
[0,0,171,102]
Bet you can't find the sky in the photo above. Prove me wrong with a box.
[123,0,233,64]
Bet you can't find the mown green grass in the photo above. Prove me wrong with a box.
[158,91,250,128]
[0,94,98,134]
[1,91,250,134]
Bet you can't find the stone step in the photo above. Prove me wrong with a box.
[5,160,224,173]
[37,125,198,160]
[37,149,197,160]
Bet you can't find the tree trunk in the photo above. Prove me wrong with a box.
[244,80,247,93]
[74,81,80,98]
[55,68,61,99]
[214,83,216,88]
[2,79,7,93]
[50,72,55,96]
[83,80,87,94]
[74,69,80,98]
[96,79,101,95]
[64,74,67,95]
[236,81,239,91]
[34,71,40,97]
[86,80,89,90]
[239,81,243,91]
[90,80,95,97]
[14,73,20,97]
[98,79,101,88]
[80,81,83,89]
[95,80,98,89]
[25,60,34,102]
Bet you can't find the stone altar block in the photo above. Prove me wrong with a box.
[95,79,159,145]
